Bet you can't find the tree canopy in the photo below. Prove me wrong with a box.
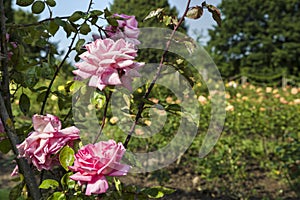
[207,0,300,78]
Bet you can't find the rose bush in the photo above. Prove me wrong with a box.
[73,38,144,91]
[16,114,80,171]
[69,140,131,195]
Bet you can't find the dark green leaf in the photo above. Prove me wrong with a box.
[90,10,103,16]
[104,7,112,18]
[54,17,66,26]
[107,17,118,27]
[75,39,85,52]
[79,23,91,35]
[46,0,56,7]
[0,139,12,154]
[9,182,25,200]
[39,179,59,189]
[16,0,34,7]
[49,20,59,36]
[59,145,75,171]
[68,11,84,22]
[61,172,76,190]
[31,1,45,14]
[36,91,47,103]
[19,93,30,115]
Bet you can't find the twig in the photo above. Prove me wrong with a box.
[7,16,70,28]
[93,90,112,144]
[40,0,94,115]
[123,0,192,148]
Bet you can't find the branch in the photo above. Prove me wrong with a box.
[123,0,192,148]
[0,94,41,200]
[6,16,70,28]
[0,2,41,199]
[40,0,95,115]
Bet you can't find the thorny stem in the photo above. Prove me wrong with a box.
[40,0,94,115]
[123,0,192,148]
[93,90,112,144]
[0,1,41,198]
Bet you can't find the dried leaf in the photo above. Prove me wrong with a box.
[144,8,164,21]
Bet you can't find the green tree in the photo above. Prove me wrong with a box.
[207,0,300,78]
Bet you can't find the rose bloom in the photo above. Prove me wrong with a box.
[16,114,80,171]
[69,140,131,195]
[105,14,140,45]
[73,38,144,91]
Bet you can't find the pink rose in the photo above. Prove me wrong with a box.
[105,14,140,45]
[73,38,144,91]
[16,114,80,171]
[69,140,131,195]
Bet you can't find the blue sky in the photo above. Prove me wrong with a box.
[12,0,221,58]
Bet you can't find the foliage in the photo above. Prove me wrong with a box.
[207,0,300,78]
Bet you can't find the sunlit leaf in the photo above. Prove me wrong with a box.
[144,8,164,21]
[59,145,75,171]
[39,179,59,190]
[186,6,203,19]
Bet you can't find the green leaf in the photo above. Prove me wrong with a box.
[162,15,172,26]
[49,20,59,36]
[68,11,84,22]
[19,93,30,115]
[0,139,12,154]
[104,7,112,18]
[107,17,118,27]
[54,17,66,26]
[79,23,91,35]
[75,39,85,52]
[114,178,122,196]
[39,179,59,190]
[16,0,34,7]
[90,10,103,16]
[47,192,66,200]
[144,8,164,21]
[36,91,47,103]
[61,172,76,190]
[63,22,77,38]
[31,1,45,14]
[46,0,56,7]
[141,186,175,198]
[59,145,75,171]
[9,182,25,200]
